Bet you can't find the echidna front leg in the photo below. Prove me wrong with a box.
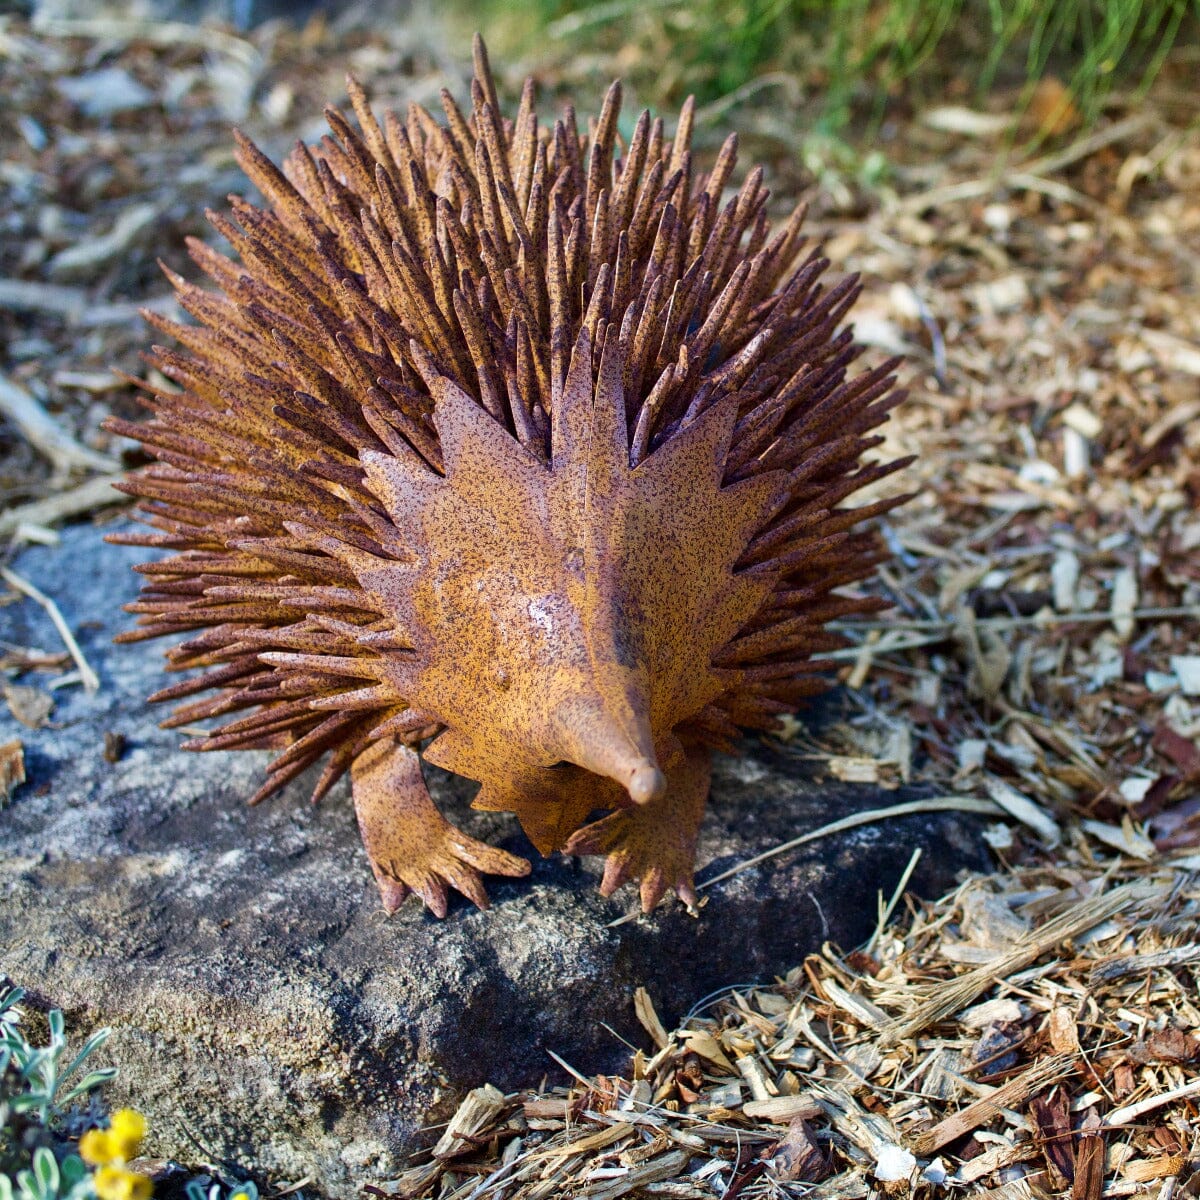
[564,747,711,914]
[350,738,530,917]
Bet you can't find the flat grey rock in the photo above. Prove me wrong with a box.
[0,522,987,1197]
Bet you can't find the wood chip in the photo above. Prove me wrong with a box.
[0,474,127,539]
[913,1055,1076,1155]
[580,1150,690,1199]
[742,1094,821,1122]
[0,740,26,804]
[3,683,53,729]
[634,987,669,1050]
[1121,1154,1187,1183]
[0,370,118,474]
[1072,1124,1106,1200]
[431,1084,508,1160]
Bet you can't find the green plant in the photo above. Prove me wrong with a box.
[0,1148,94,1200]
[979,0,1192,116]
[184,1178,258,1200]
[1,986,117,1195]
[467,0,1198,136]
[1,990,116,1132]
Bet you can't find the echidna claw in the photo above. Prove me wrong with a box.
[564,747,711,913]
[352,738,529,918]
[373,868,410,915]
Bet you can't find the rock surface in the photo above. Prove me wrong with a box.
[0,523,988,1196]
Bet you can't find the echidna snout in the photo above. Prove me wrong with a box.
[108,36,911,917]
[543,691,666,806]
[628,766,667,805]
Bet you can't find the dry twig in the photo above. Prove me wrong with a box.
[0,372,118,474]
[1,566,100,692]
[0,474,127,539]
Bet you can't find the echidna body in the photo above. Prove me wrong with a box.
[108,38,909,916]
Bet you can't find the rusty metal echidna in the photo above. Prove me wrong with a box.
[106,36,911,917]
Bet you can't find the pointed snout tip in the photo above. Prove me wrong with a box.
[628,762,667,806]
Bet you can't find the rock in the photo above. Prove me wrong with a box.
[0,522,988,1197]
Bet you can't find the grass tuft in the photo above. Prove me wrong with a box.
[466,0,1198,135]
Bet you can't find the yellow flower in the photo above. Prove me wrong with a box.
[93,1166,153,1200]
[109,1110,147,1161]
[80,1109,147,1166]
[79,1129,114,1166]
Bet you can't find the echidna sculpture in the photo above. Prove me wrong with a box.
[107,37,910,917]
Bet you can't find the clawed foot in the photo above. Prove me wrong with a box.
[564,749,711,913]
[565,807,699,912]
[369,827,530,917]
[351,738,530,917]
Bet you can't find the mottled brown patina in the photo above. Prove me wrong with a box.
[107,37,911,916]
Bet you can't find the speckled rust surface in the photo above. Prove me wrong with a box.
[107,36,911,916]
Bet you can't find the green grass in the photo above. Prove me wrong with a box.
[464,0,1198,136]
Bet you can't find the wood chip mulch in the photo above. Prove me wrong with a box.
[377,851,1199,1199]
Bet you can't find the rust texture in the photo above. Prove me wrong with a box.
[106,36,912,916]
